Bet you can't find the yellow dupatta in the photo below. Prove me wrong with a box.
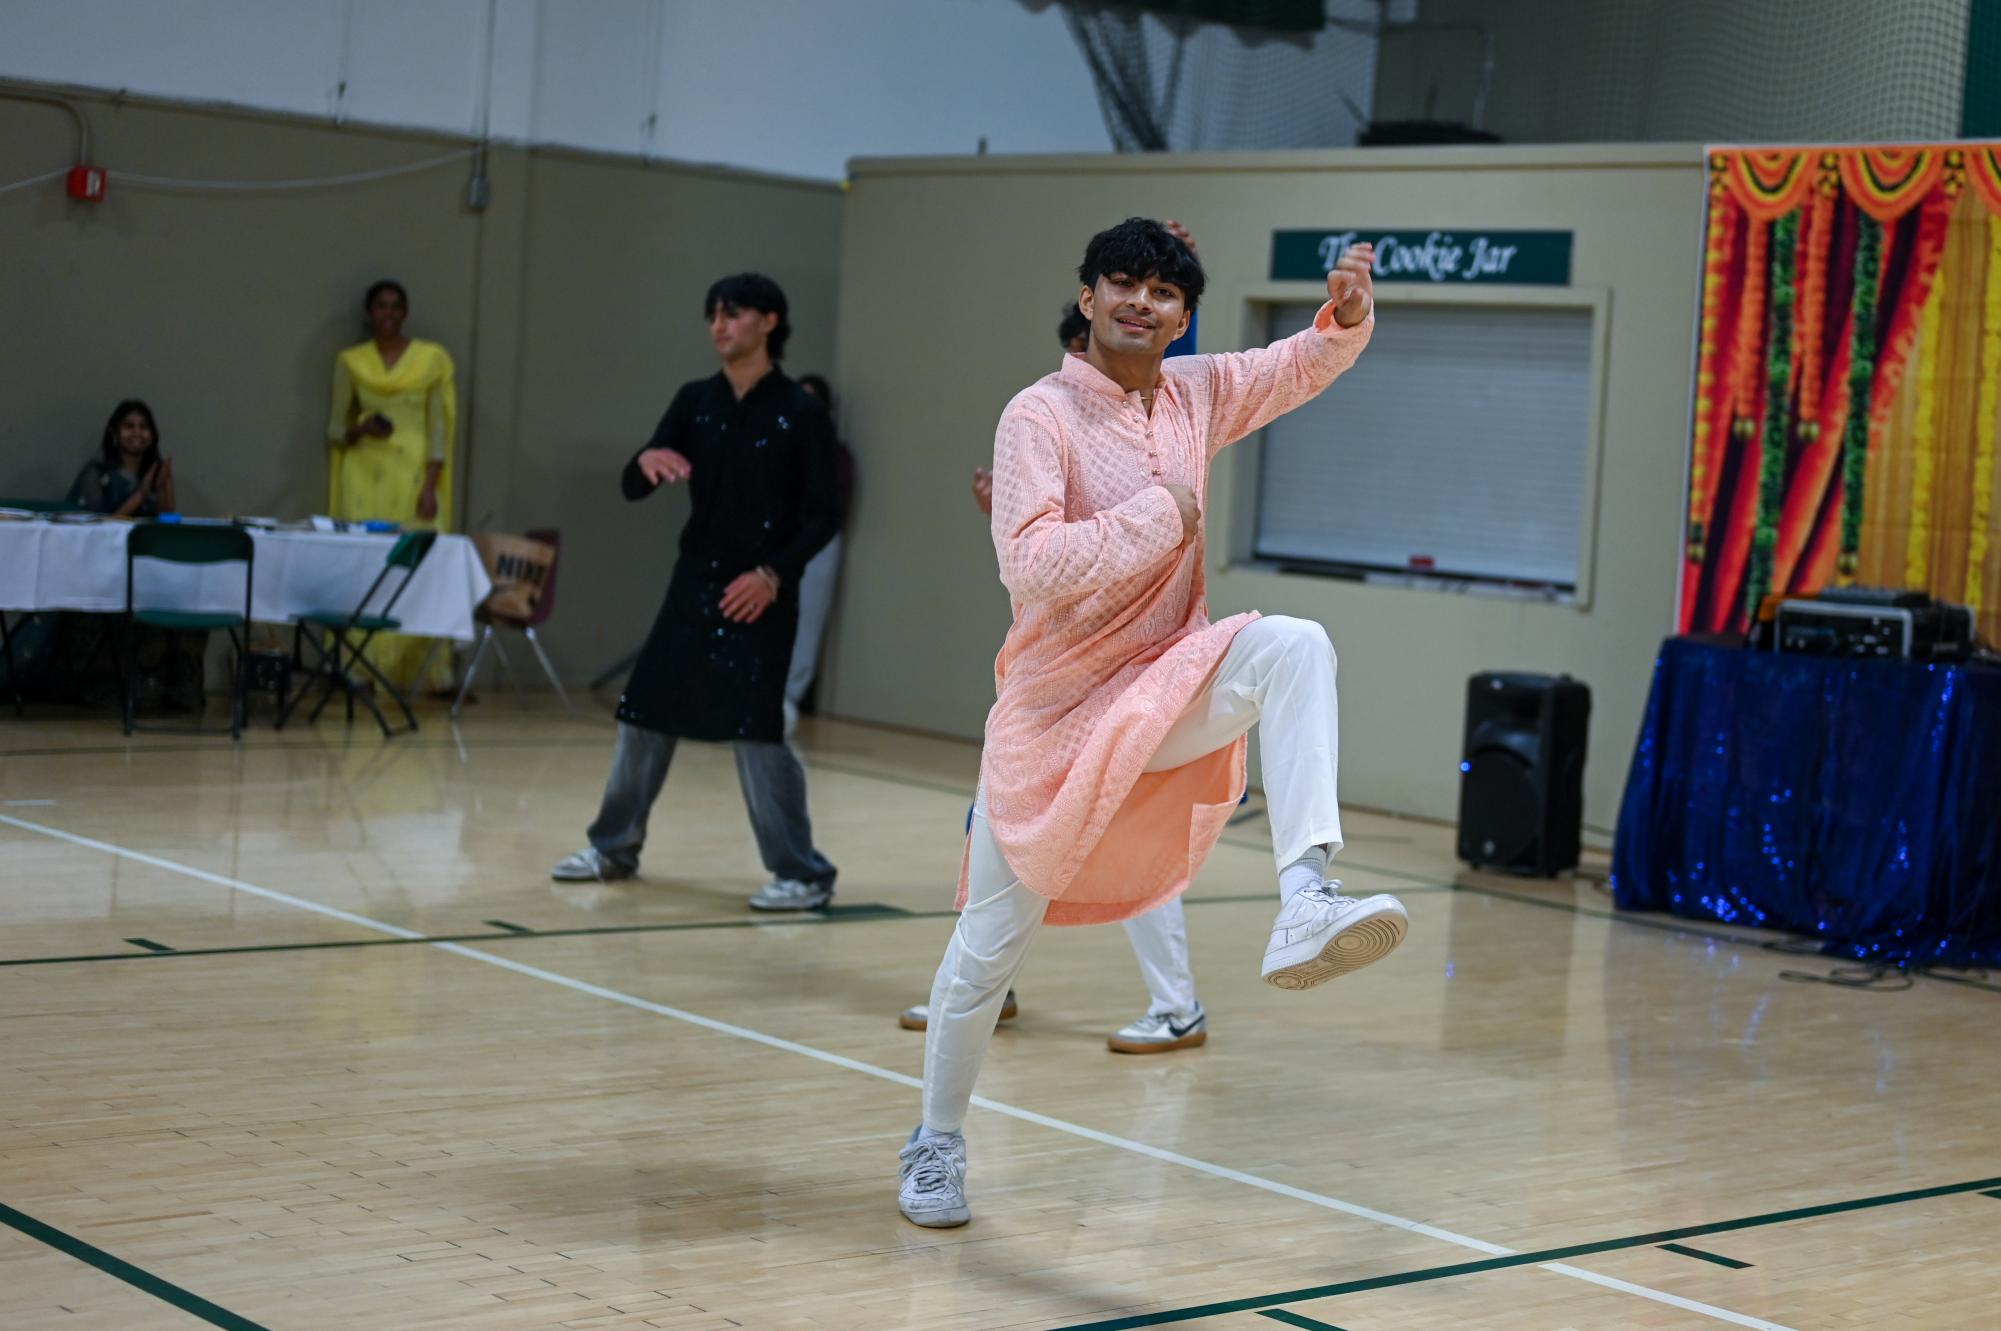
[327,338,458,532]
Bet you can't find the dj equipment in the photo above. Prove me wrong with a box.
[1775,588,1973,661]
[1456,672,1590,877]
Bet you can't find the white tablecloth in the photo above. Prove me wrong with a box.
[0,522,493,641]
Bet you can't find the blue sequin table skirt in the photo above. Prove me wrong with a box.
[1612,637,2001,968]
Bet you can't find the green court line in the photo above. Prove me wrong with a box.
[123,937,174,953]
[1042,1174,2001,1330]
[0,907,951,968]
[1982,1188,2001,1199]
[0,888,1443,970]
[0,1200,269,1331]
[1660,1242,1752,1270]
[1258,1310,1347,1329]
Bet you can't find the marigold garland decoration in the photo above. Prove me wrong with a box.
[1744,211,1799,619]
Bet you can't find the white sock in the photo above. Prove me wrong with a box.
[1279,845,1330,906]
[918,1123,958,1142]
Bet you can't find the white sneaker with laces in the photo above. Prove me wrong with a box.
[748,877,834,911]
[898,989,1018,1031]
[1106,1004,1207,1054]
[897,1127,970,1227]
[550,847,634,883]
[1261,886,1408,989]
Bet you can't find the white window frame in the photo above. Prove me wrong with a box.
[1221,283,1611,609]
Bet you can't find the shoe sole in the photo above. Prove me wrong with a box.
[747,893,834,912]
[550,867,633,883]
[899,997,1018,1032]
[900,1205,970,1228]
[1106,1028,1207,1055]
[1262,898,1408,990]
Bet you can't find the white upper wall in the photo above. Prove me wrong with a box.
[0,0,1116,177]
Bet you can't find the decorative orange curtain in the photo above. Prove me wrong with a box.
[1680,144,2001,647]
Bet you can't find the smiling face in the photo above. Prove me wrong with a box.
[1079,271,1190,361]
[115,410,155,463]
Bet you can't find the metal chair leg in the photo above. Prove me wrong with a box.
[414,637,446,696]
[275,622,323,730]
[451,625,494,719]
[523,627,573,712]
[488,631,527,708]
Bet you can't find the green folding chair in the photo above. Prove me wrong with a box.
[277,530,437,737]
[124,522,255,739]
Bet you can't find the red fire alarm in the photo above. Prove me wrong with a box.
[66,165,106,202]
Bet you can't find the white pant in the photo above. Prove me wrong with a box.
[922,615,1340,1132]
[1123,897,1196,1018]
[784,532,843,736]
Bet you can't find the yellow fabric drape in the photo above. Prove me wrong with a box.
[1971,215,2001,612]
[326,338,458,690]
[1904,254,1947,589]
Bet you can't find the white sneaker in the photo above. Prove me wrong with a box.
[550,847,635,882]
[898,990,1018,1032]
[897,1127,970,1227]
[1107,1004,1208,1054]
[1261,886,1408,990]
[748,877,834,911]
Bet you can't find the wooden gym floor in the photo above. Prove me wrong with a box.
[0,703,1995,1330]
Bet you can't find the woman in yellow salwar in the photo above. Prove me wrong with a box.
[327,279,457,692]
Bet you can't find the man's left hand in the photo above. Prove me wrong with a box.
[417,484,439,521]
[1328,242,1375,328]
[720,569,776,623]
[1163,218,1199,258]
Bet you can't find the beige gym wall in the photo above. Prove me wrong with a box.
[823,144,1703,828]
[0,83,842,683]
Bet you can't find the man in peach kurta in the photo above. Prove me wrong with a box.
[897,219,1412,1229]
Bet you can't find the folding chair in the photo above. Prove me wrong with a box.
[277,530,437,738]
[124,522,254,739]
[452,527,572,718]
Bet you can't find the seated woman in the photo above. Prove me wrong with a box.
[47,399,203,709]
[68,398,176,517]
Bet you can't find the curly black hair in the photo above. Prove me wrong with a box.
[1077,217,1205,311]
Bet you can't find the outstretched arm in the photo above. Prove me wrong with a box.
[1199,242,1376,453]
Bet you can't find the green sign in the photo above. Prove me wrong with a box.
[1271,229,1573,286]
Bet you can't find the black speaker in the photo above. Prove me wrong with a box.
[1456,672,1591,876]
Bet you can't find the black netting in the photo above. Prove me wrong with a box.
[1055,0,1973,153]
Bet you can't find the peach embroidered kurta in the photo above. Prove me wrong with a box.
[971,301,1372,925]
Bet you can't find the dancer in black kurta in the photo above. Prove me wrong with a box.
[554,274,842,910]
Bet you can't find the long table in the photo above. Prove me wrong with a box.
[1611,636,2001,969]
[0,520,492,641]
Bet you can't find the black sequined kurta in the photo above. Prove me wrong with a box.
[615,369,839,742]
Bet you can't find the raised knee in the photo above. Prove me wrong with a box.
[1262,615,1334,665]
